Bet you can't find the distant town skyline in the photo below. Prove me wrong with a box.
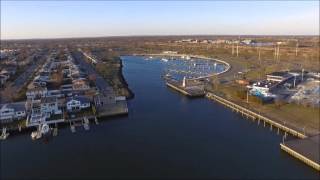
[1,1,319,40]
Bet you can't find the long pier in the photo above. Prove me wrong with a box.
[206,92,307,138]
[205,92,320,171]
[280,135,320,171]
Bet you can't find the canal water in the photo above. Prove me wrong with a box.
[1,56,318,179]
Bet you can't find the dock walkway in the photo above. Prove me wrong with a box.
[166,80,205,97]
[281,135,320,171]
[206,92,307,138]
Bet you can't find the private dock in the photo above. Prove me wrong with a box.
[280,135,320,171]
[166,80,205,97]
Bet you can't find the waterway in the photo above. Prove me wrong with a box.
[1,56,318,179]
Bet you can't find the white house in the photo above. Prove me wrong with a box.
[66,96,91,112]
[0,102,26,123]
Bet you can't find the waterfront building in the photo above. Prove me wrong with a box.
[40,97,62,118]
[66,96,91,112]
[266,72,293,83]
[0,102,26,123]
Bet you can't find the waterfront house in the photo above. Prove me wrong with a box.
[93,90,116,106]
[27,100,45,126]
[66,96,91,112]
[0,102,26,123]
[40,97,62,118]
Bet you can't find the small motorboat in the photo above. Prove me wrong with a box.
[31,131,42,140]
[0,128,9,140]
[161,58,168,62]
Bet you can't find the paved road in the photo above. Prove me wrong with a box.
[0,51,48,103]
[71,51,114,95]
[14,52,48,90]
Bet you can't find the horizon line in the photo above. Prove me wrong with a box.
[1,34,319,41]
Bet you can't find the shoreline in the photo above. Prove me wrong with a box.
[118,58,135,99]
[136,53,318,137]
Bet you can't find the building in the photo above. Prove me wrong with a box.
[27,100,45,126]
[26,87,48,99]
[72,78,90,91]
[248,80,278,98]
[267,72,293,83]
[0,102,26,123]
[66,96,91,112]
[162,51,178,54]
[40,97,62,118]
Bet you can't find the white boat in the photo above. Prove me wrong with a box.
[161,58,168,62]
[41,124,50,135]
[0,128,9,140]
[31,131,42,140]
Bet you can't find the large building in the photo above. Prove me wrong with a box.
[266,72,293,83]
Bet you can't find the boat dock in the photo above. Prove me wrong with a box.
[206,92,307,138]
[206,92,320,171]
[166,80,205,97]
[281,135,320,171]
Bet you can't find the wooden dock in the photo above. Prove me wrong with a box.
[166,80,205,97]
[280,135,320,171]
[206,92,307,138]
[206,92,320,171]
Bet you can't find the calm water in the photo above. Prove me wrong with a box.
[1,56,318,179]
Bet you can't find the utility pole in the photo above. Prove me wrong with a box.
[232,43,234,55]
[277,44,280,61]
[236,43,239,57]
[246,89,249,103]
[258,48,261,61]
[273,46,277,60]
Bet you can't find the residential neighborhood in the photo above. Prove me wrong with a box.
[0,48,128,140]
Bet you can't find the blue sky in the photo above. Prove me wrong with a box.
[1,1,319,39]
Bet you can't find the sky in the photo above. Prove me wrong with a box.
[1,1,319,39]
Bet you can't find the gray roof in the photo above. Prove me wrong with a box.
[267,71,292,78]
[2,102,26,112]
[67,96,91,104]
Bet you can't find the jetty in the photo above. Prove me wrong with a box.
[206,92,320,171]
[206,92,307,138]
[281,135,320,171]
[166,79,205,97]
